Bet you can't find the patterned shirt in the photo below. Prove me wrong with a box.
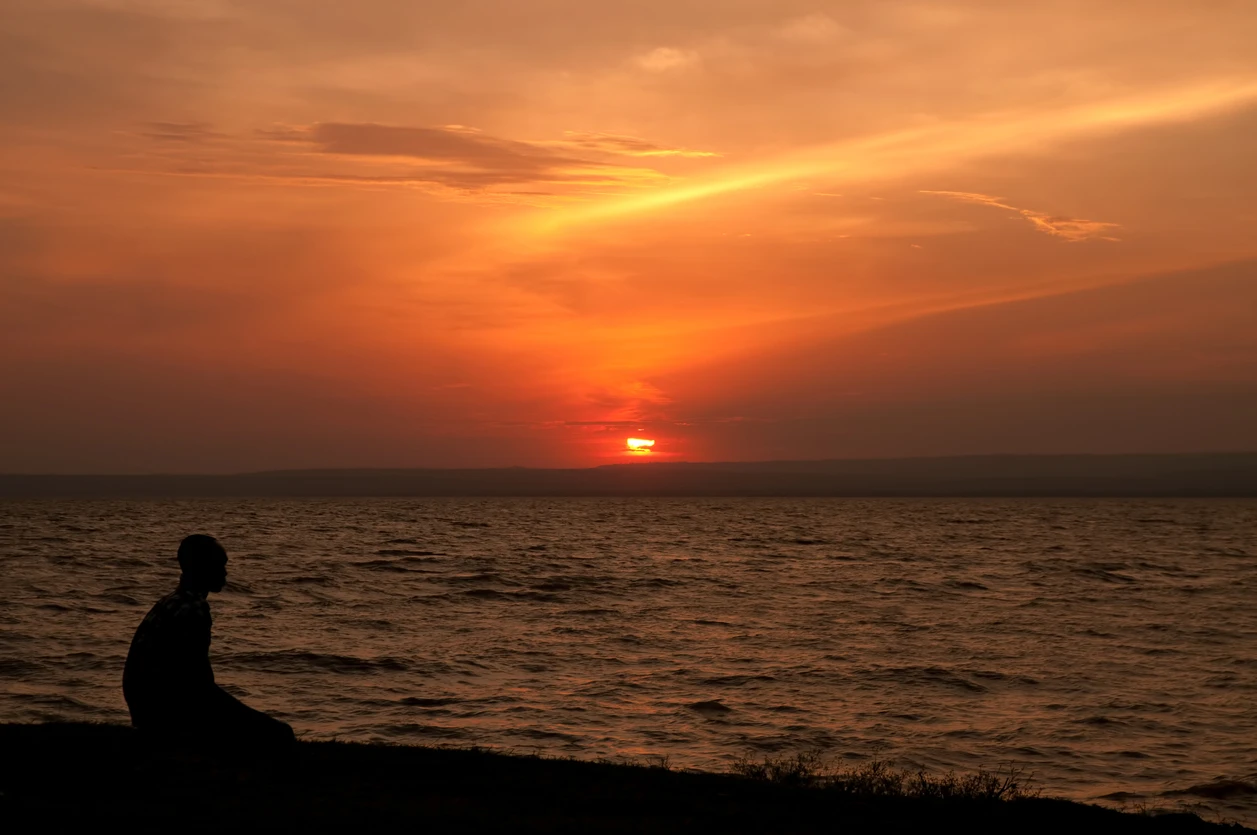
[123,585,216,714]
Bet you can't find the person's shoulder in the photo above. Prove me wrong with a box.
[158,587,210,621]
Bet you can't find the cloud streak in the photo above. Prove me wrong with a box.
[219,122,699,195]
[139,121,227,143]
[920,191,1120,241]
[112,120,706,200]
[557,132,718,159]
[529,77,1257,231]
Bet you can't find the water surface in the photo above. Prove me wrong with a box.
[2,498,1254,822]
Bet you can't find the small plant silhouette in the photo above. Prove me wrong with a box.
[731,752,1038,801]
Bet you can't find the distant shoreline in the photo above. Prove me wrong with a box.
[2,453,1257,498]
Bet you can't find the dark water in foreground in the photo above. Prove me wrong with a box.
[2,499,1254,822]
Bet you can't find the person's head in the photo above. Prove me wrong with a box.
[177,534,228,593]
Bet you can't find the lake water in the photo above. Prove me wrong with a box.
[2,498,1254,823]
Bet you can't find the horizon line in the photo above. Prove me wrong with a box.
[4,450,1257,479]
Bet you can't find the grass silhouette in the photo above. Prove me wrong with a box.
[731,752,1037,801]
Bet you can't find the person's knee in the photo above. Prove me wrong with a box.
[274,720,296,746]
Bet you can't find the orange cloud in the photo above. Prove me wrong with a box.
[257,122,671,192]
[138,122,227,143]
[556,132,719,159]
[920,191,1121,241]
[634,47,699,72]
[102,121,710,204]
[526,77,1257,233]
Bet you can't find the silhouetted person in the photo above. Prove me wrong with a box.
[123,534,294,750]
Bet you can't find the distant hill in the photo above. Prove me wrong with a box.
[3,453,1257,497]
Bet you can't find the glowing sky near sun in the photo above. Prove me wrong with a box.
[2,1,1257,472]
[626,438,656,455]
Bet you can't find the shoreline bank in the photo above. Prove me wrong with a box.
[0,723,1246,833]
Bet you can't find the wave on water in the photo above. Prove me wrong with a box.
[226,650,413,674]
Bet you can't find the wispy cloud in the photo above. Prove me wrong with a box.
[564,420,644,427]
[138,122,227,143]
[634,46,699,72]
[529,78,1257,231]
[261,122,620,187]
[775,13,849,44]
[921,190,1120,241]
[581,380,673,425]
[557,132,718,159]
[120,121,682,198]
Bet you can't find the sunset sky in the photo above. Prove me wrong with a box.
[3,1,1256,472]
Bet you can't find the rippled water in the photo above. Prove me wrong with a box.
[2,499,1255,822]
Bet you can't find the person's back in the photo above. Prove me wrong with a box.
[123,534,294,749]
[123,584,216,729]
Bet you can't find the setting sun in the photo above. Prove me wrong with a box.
[626,438,656,452]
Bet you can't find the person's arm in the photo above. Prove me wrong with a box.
[166,601,216,690]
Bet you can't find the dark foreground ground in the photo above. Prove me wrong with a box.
[0,723,1248,833]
